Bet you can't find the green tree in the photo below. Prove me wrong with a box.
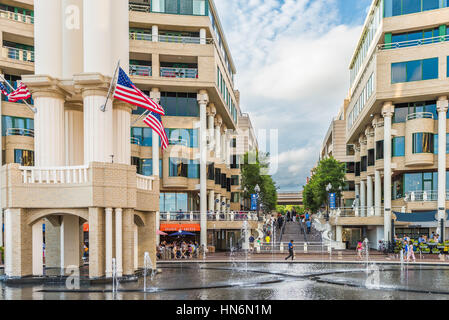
[241,151,278,213]
[303,157,346,213]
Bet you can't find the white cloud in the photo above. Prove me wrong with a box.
[214,0,363,190]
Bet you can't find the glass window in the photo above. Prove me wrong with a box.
[413,133,434,153]
[141,159,153,176]
[392,0,402,16]
[404,173,423,192]
[14,149,34,166]
[180,0,193,15]
[392,137,405,157]
[423,0,439,11]
[142,128,152,147]
[355,162,361,177]
[422,58,439,80]
[346,162,355,173]
[403,0,421,15]
[368,149,375,166]
[169,158,187,177]
[361,156,367,172]
[393,106,408,123]
[376,140,384,160]
[433,133,449,154]
[392,62,407,83]
[407,59,422,82]
[231,175,239,185]
[187,160,199,179]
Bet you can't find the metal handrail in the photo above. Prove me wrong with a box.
[130,137,141,145]
[129,64,152,77]
[128,3,151,12]
[129,32,152,41]
[5,128,34,137]
[168,138,188,147]
[407,112,434,121]
[3,46,34,62]
[0,9,34,24]
[160,67,198,79]
[378,34,449,50]
[404,190,449,202]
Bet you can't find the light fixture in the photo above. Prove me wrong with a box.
[255,184,260,193]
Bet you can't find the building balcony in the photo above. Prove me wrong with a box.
[5,128,34,138]
[2,46,34,62]
[378,35,449,51]
[404,190,449,202]
[129,3,151,13]
[1,162,159,212]
[130,64,152,77]
[0,9,34,24]
[160,67,198,79]
[160,211,258,222]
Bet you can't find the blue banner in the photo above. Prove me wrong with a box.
[251,194,258,211]
[329,193,336,209]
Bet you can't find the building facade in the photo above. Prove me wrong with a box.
[0,0,257,278]
[322,0,449,249]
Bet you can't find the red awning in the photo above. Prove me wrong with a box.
[83,223,89,232]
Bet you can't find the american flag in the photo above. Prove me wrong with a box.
[8,82,31,102]
[113,67,165,115]
[0,82,8,96]
[143,111,169,150]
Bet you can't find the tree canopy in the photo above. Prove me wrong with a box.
[241,151,278,213]
[303,157,346,213]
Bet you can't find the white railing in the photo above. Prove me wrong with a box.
[0,9,34,24]
[407,112,434,121]
[168,138,188,147]
[2,46,34,62]
[158,34,200,44]
[378,34,449,50]
[129,32,152,41]
[160,67,198,79]
[128,3,151,12]
[5,128,34,137]
[160,211,258,222]
[404,190,449,202]
[130,65,152,77]
[20,166,89,184]
[136,174,155,191]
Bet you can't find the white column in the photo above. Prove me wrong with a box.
[198,91,209,247]
[360,180,366,217]
[156,211,160,245]
[367,175,373,215]
[115,208,123,277]
[336,225,343,243]
[355,184,360,216]
[437,97,448,239]
[65,107,84,166]
[221,196,226,213]
[62,0,83,78]
[60,215,80,269]
[209,190,215,212]
[83,93,113,164]
[110,0,129,74]
[105,208,113,277]
[200,28,206,45]
[35,0,62,77]
[151,90,161,176]
[227,200,231,213]
[382,103,394,243]
[208,108,216,151]
[4,209,12,275]
[152,25,159,42]
[32,220,44,276]
[221,126,227,163]
[113,104,131,165]
[133,224,138,270]
[375,170,382,216]
[215,193,221,212]
[215,120,222,158]
[34,95,66,167]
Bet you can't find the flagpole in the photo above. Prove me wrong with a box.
[131,109,150,127]
[101,59,120,112]
[0,74,37,114]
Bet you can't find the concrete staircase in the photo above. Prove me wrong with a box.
[280,222,304,243]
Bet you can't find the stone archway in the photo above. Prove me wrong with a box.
[27,208,89,276]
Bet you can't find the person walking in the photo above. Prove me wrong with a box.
[356,240,363,260]
[285,240,294,261]
[249,235,255,252]
[407,241,416,262]
[306,219,311,234]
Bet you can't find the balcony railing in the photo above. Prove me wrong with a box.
[404,191,449,202]
[129,3,151,12]
[160,211,258,222]
[160,67,198,79]
[158,35,203,44]
[407,112,434,121]
[5,128,34,137]
[0,9,34,24]
[2,46,34,62]
[131,137,141,145]
[378,35,449,51]
[20,166,89,184]
[136,174,155,191]
[129,32,152,41]
[168,138,188,147]
[130,65,152,77]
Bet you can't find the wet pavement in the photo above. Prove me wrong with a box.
[1,262,449,300]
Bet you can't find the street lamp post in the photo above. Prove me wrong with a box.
[255,184,261,219]
[326,183,332,221]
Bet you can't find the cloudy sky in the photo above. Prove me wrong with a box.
[214,0,372,191]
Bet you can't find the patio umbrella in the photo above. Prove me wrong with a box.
[169,230,196,237]
[157,230,168,236]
